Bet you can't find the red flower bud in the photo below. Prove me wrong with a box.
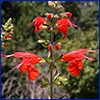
[47,27,51,31]
[3,45,6,48]
[55,44,60,50]
[4,35,8,39]
[49,44,53,50]
[10,31,14,34]
[48,14,53,19]
[9,35,12,38]
[66,12,72,18]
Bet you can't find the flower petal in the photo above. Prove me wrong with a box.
[27,65,39,81]
[68,59,82,76]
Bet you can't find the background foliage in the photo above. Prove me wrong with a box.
[1,1,99,99]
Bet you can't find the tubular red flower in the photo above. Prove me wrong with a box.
[57,18,78,38]
[62,49,97,61]
[5,52,41,81]
[29,17,46,32]
[62,49,98,76]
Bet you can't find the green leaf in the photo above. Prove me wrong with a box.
[56,38,67,44]
[55,54,64,62]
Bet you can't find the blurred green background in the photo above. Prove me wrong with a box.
[1,1,99,99]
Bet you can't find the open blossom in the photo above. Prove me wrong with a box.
[57,18,78,38]
[62,49,98,76]
[29,17,46,32]
[5,52,41,81]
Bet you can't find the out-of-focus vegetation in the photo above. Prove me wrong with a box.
[1,1,99,99]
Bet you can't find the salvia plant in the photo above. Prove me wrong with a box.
[1,1,99,99]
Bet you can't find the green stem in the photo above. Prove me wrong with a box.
[50,67,53,99]
[50,4,57,99]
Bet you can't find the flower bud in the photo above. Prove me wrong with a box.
[57,5,63,9]
[55,44,60,50]
[45,12,49,16]
[9,35,12,38]
[4,35,8,39]
[47,27,52,31]
[3,45,6,48]
[10,31,14,34]
[7,38,11,40]
[60,12,72,18]
[54,1,59,4]
[49,44,53,50]
[66,12,72,18]
[47,14,53,19]
[54,14,59,19]
[48,1,54,7]
[58,42,62,46]
[40,25,48,30]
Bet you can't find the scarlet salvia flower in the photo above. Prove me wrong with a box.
[5,52,41,81]
[29,17,46,32]
[55,44,60,50]
[62,49,98,76]
[57,18,78,38]
[49,44,53,50]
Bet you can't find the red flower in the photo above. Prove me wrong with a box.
[57,18,78,38]
[62,49,98,76]
[29,17,46,32]
[5,52,41,81]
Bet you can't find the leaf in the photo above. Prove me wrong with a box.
[56,38,67,44]
[55,54,64,62]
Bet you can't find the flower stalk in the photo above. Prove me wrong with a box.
[50,4,57,99]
